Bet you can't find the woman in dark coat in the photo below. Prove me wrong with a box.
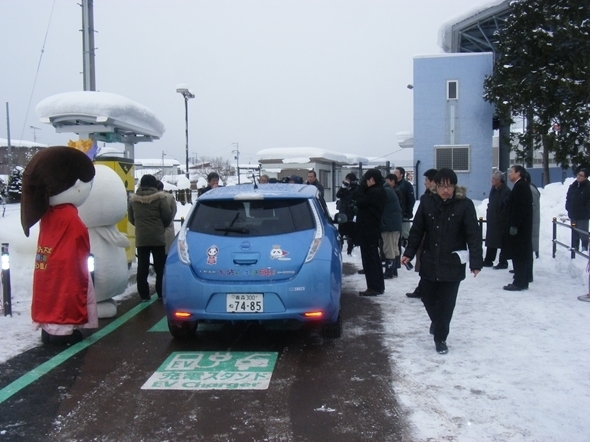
[484,170,510,268]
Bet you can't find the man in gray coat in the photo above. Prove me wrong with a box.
[129,174,174,301]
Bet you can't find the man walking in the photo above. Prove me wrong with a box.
[394,167,416,245]
[405,168,437,298]
[502,165,533,291]
[401,168,482,354]
[356,169,387,296]
[566,168,590,252]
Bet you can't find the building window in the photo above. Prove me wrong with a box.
[447,80,458,100]
[435,145,470,172]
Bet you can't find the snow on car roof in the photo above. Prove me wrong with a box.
[197,183,318,200]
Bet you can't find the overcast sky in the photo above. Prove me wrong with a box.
[1,0,501,165]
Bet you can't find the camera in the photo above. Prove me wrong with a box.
[404,261,414,270]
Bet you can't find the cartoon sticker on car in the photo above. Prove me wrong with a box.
[270,245,290,260]
[207,245,219,265]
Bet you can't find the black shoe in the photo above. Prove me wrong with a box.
[435,341,448,354]
[509,269,515,274]
[482,260,494,267]
[359,288,383,296]
[429,323,434,335]
[357,269,365,275]
[406,289,421,298]
[493,263,508,270]
[503,283,528,291]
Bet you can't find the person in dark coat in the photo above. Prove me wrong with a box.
[401,168,483,354]
[483,170,511,269]
[198,172,220,196]
[306,170,324,198]
[336,172,359,255]
[502,165,533,291]
[405,168,438,298]
[565,168,590,252]
[129,174,174,301]
[355,169,387,296]
[381,180,402,279]
[394,167,416,244]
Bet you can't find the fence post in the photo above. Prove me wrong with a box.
[478,217,484,243]
[571,221,577,259]
[1,243,11,317]
[552,217,557,258]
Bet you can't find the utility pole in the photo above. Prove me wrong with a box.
[30,126,41,143]
[81,0,96,91]
[233,142,240,183]
[5,103,12,173]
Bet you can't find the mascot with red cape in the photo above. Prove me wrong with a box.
[21,146,98,345]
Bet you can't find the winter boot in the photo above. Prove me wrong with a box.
[383,259,395,279]
[392,257,399,277]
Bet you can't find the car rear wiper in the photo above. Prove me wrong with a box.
[214,227,250,234]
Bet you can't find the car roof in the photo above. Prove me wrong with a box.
[197,183,319,200]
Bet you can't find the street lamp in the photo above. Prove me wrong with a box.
[176,84,195,179]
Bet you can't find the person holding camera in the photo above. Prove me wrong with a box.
[336,172,359,255]
[356,169,387,296]
[401,168,482,354]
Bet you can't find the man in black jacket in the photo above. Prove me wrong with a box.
[401,168,482,354]
[502,165,533,291]
[356,169,387,296]
[566,168,590,252]
[336,172,359,255]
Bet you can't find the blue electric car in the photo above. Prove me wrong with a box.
[163,183,344,339]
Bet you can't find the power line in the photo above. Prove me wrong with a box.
[19,0,57,143]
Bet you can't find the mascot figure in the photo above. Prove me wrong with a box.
[78,165,130,318]
[21,146,98,345]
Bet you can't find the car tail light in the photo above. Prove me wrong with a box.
[174,311,192,318]
[305,201,324,263]
[177,223,191,265]
[304,311,323,318]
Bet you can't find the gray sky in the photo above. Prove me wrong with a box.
[1,0,498,166]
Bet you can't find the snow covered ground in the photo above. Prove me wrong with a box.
[1,180,589,441]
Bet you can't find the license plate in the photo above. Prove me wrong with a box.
[226,294,264,313]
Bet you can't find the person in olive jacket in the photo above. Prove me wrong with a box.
[401,168,482,355]
[129,174,174,301]
[566,168,590,252]
[355,169,387,296]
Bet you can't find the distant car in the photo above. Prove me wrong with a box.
[163,183,345,339]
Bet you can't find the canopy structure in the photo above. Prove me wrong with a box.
[439,0,511,54]
[36,91,165,144]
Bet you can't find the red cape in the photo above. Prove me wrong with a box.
[32,204,90,325]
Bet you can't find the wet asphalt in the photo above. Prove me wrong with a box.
[0,263,411,441]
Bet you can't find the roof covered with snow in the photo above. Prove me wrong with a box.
[257,147,369,165]
[0,138,48,148]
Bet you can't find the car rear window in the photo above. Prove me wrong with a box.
[188,198,315,237]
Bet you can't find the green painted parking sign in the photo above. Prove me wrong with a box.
[142,351,279,391]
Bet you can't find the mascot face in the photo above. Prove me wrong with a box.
[49,179,93,207]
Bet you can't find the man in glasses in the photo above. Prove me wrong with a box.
[401,168,482,354]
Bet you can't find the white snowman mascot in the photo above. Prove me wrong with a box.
[78,165,130,318]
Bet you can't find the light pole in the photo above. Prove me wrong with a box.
[176,85,195,179]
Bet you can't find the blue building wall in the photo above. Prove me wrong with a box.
[413,53,495,200]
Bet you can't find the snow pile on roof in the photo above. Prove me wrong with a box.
[0,138,47,148]
[257,147,368,165]
[35,91,165,138]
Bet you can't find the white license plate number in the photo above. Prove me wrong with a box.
[226,294,264,313]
